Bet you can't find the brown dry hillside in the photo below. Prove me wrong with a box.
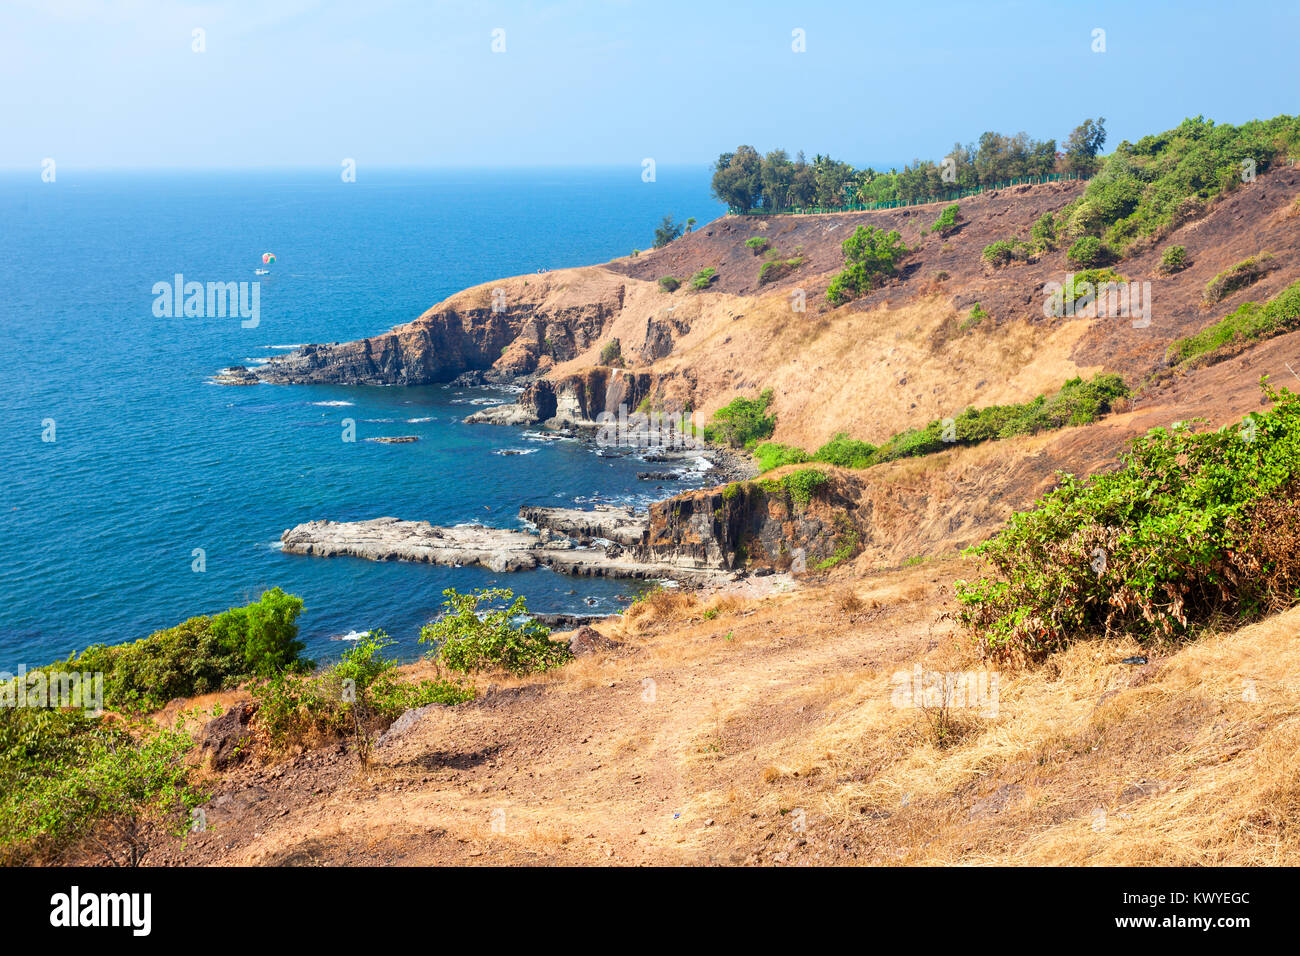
[146,568,1300,867]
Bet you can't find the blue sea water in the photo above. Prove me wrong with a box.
[0,167,726,670]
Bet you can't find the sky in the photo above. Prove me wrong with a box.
[2,0,1298,170]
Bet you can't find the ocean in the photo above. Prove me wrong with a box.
[0,166,726,670]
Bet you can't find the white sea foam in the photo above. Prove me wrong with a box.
[311,400,354,407]
[264,344,305,350]
[495,447,538,456]
[406,416,435,423]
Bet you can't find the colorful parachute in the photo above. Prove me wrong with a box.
[262,252,276,264]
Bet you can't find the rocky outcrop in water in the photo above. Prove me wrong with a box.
[279,513,727,583]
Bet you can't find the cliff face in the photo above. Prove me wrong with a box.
[467,367,654,428]
[642,472,864,571]
[254,271,627,385]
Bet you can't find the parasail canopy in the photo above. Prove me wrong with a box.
[262,252,276,264]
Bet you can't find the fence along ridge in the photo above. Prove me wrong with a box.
[733,171,1088,217]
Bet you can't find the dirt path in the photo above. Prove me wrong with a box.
[157,567,950,866]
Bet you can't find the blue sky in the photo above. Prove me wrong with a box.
[2,0,1297,170]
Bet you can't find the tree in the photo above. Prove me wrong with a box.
[826,226,908,304]
[1064,118,1107,174]
[653,215,683,248]
[711,145,763,212]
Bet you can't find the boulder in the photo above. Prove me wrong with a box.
[199,701,257,770]
[569,626,622,657]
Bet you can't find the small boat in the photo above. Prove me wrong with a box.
[255,268,270,275]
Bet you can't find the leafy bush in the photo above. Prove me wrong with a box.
[1066,114,1300,254]
[657,276,680,292]
[691,267,718,290]
[758,257,804,285]
[1066,235,1110,268]
[930,204,961,235]
[599,338,622,366]
[0,719,203,866]
[1168,278,1300,365]
[813,433,877,468]
[751,375,1127,473]
[981,238,1031,268]
[758,469,829,507]
[826,226,908,304]
[703,389,775,448]
[58,589,308,713]
[1160,244,1188,274]
[744,236,770,254]
[961,303,989,331]
[420,588,570,675]
[957,381,1300,658]
[1204,253,1275,303]
[252,630,472,760]
[753,442,810,471]
[209,587,307,678]
[1030,212,1058,252]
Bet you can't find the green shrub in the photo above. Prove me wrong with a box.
[957,381,1300,657]
[0,719,203,866]
[420,588,570,675]
[1168,278,1300,365]
[758,257,804,285]
[1073,114,1300,253]
[759,468,829,507]
[209,587,307,678]
[1160,244,1188,274]
[691,267,718,290]
[753,442,810,471]
[252,630,473,759]
[744,236,770,254]
[57,589,308,713]
[1203,254,1275,303]
[826,226,908,304]
[813,433,877,468]
[704,389,776,449]
[981,238,1031,268]
[658,276,680,293]
[1030,212,1058,251]
[599,338,623,366]
[930,204,960,235]
[1066,235,1110,268]
[960,303,989,331]
[752,375,1127,473]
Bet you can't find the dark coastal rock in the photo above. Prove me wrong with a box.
[242,273,626,386]
[568,626,622,657]
[198,701,257,771]
[637,471,683,481]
